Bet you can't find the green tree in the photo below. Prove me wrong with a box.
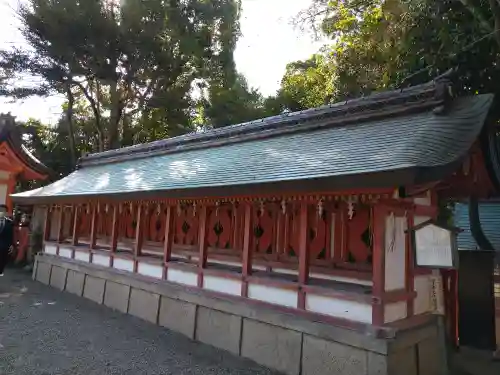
[1,0,243,158]
[285,0,500,109]
[199,74,280,127]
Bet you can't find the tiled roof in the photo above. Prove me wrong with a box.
[10,82,495,203]
[78,79,444,167]
[455,202,500,251]
[0,114,51,177]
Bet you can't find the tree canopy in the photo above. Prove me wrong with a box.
[3,0,500,184]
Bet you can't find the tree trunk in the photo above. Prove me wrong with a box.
[489,0,500,49]
[65,84,77,168]
[75,80,105,152]
[109,80,122,150]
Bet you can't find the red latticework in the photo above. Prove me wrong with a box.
[96,208,113,238]
[207,206,233,249]
[174,206,199,245]
[145,207,167,243]
[308,206,330,261]
[345,205,372,263]
[287,206,301,258]
[119,207,136,239]
[252,206,276,255]
[78,207,92,238]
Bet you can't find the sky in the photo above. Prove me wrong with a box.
[0,0,325,124]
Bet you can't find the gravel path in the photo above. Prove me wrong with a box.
[0,269,280,375]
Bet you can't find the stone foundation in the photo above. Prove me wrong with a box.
[34,254,443,375]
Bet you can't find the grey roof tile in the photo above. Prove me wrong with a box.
[11,94,494,201]
[455,201,500,251]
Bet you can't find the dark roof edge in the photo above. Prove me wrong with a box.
[78,76,452,168]
[0,117,52,177]
[11,162,457,205]
[468,197,496,251]
[8,131,52,177]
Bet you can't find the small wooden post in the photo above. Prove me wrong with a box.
[371,205,386,325]
[110,204,119,266]
[134,203,144,272]
[298,202,310,309]
[197,205,208,288]
[89,203,98,250]
[241,203,253,297]
[56,206,65,255]
[71,205,79,247]
[405,212,415,317]
[163,205,174,279]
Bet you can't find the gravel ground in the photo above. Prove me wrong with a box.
[0,269,280,375]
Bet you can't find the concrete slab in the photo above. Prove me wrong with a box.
[302,334,368,375]
[241,319,301,375]
[159,296,196,339]
[128,288,160,324]
[83,275,105,304]
[49,266,67,291]
[36,262,51,285]
[195,306,242,355]
[104,281,130,313]
[66,270,85,296]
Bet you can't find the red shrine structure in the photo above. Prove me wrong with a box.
[0,113,50,211]
[12,76,500,375]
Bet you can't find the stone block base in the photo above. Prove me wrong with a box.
[34,254,444,375]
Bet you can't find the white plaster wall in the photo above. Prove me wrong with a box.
[74,251,90,263]
[137,262,163,279]
[113,258,134,272]
[167,268,198,286]
[413,192,432,206]
[309,272,373,286]
[92,254,111,267]
[305,293,372,324]
[248,283,298,308]
[203,275,242,296]
[45,244,57,255]
[414,215,431,226]
[384,214,406,291]
[58,247,73,259]
[384,301,407,323]
[414,274,433,315]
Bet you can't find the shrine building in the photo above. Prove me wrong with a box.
[11,75,500,375]
[0,113,50,211]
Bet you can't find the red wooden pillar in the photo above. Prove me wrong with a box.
[197,205,208,288]
[89,204,98,250]
[405,212,415,317]
[71,205,80,246]
[241,203,253,297]
[163,205,174,279]
[298,202,310,309]
[134,203,144,272]
[372,205,386,325]
[70,204,79,259]
[55,206,65,255]
[110,204,119,267]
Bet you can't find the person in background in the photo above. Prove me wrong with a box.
[0,204,14,276]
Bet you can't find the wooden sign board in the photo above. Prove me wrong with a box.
[411,220,459,269]
[429,271,445,315]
